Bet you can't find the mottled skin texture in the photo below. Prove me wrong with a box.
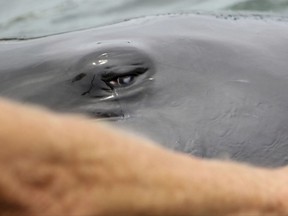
[0,98,288,216]
[1,13,288,168]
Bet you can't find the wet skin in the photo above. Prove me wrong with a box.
[1,13,288,167]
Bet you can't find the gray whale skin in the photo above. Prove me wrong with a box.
[1,13,288,167]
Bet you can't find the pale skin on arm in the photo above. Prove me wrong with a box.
[0,98,287,216]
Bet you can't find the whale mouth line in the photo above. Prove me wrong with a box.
[89,111,123,120]
[72,105,126,121]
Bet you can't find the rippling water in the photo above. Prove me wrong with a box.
[1,0,288,38]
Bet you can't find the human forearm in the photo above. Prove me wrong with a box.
[0,98,287,216]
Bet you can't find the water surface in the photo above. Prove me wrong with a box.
[0,0,288,38]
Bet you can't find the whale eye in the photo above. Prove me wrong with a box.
[101,67,149,89]
[108,75,135,88]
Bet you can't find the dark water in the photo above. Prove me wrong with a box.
[0,0,288,38]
